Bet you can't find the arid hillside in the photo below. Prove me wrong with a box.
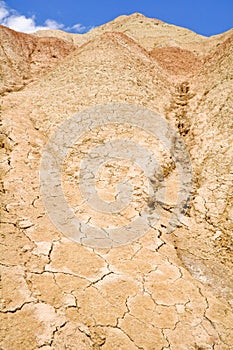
[0,13,233,350]
[0,25,76,94]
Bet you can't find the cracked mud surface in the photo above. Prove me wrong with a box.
[1,13,233,350]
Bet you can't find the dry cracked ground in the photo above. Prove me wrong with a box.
[0,13,233,350]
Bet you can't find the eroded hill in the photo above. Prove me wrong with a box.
[0,13,233,350]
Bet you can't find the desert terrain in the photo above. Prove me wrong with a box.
[0,13,233,349]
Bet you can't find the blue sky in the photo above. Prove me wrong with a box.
[1,0,232,36]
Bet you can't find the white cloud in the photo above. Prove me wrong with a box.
[0,1,64,33]
[70,23,86,33]
[0,1,87,34]
[0,1,8,21]
[44,19,64,30]
[2,15,59,33]
[66,23,94,34]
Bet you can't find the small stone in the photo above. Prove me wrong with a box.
[21,244,33,252]
[33,241,52,256]
[18,219,34,229]
[176,304,185,313]
[63,293,76,307]
[212,230,222,240]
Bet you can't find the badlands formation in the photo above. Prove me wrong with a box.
[0,13,233,350]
